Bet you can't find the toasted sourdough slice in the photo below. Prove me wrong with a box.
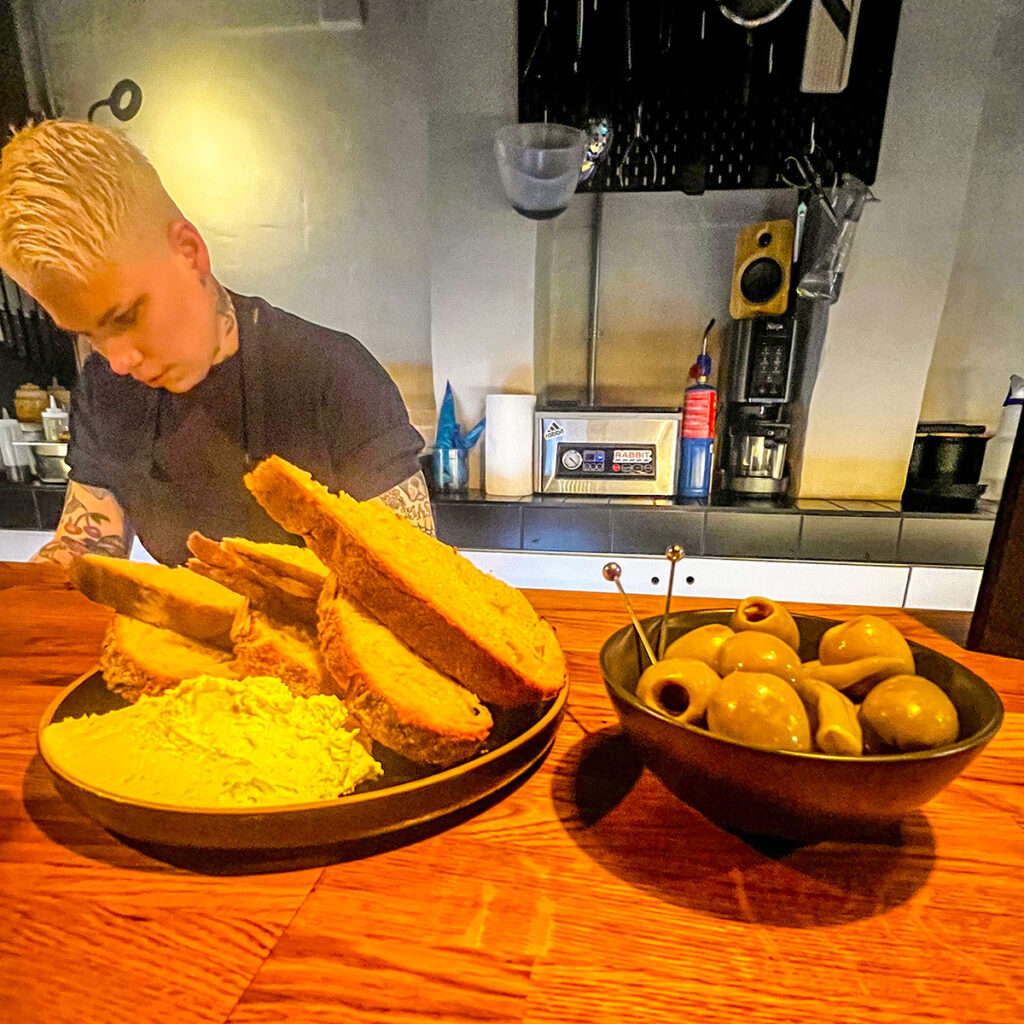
[318,576,493,767]
[245,456,567,706]
[187,533,318,628]
[100,614,241,702]
[220,537,329,595]
[230,608,335,699]
[69,554,245,650]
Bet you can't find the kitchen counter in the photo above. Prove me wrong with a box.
[2,562,1022,1024]
[432,491,998,566]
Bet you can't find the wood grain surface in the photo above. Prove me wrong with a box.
[1,563,1022,1024]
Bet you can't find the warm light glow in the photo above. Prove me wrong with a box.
[118,43,311,272]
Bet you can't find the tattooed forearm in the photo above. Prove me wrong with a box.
[372,470,436,536]
[32,533,130,567]
[30,482,132,567]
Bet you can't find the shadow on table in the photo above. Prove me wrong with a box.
[550,728,936,928]
[22,752,542,876]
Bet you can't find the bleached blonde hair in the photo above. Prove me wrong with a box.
[0,119,179,286]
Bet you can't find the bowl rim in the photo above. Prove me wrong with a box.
[599,609,1005,763]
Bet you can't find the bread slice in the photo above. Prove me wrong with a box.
[187,551,318,629]
[220,537,328,595]
[244,456,567,707]
[318,575,493,767]
[230,609,335,699]
[69,554,245,649]
[100,614,241,702]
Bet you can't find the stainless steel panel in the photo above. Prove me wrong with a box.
[535,410,681,496]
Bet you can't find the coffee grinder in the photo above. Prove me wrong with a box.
[720,219,799,497]
[720,315,798,496]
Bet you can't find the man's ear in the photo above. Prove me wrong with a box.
[167,219,211,278]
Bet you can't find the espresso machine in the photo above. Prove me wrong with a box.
[720,313,799,497]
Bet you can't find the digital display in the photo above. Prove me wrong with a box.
[583,449,605,463]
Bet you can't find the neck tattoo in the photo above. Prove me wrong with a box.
[211,279,238,363]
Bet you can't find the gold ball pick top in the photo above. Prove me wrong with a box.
[602,562,657,666]
[658,544,686,660]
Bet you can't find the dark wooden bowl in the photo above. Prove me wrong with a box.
[599,610,1004,842]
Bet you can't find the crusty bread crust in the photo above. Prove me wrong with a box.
[245,456,567,707]
[100,615,240,702]
[70,555,244,650]
[230,609,336,699]
[318,576,492,767]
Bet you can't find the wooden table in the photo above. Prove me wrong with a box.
[1,562,1022,1024]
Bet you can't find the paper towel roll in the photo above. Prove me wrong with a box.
[485,394,536,496]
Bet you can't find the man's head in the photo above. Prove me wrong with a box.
[0,120,232,392]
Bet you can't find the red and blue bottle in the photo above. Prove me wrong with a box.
[678,320,717,499]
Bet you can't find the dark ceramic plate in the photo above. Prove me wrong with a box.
[38,669,566,850]
[600,610,1004,841]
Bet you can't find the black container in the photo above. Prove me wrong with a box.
[902,423,989,512]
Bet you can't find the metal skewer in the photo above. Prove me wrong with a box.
[658,544,685,659]
[602,562,657,666]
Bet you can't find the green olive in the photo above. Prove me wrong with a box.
[717,630,802,685]
[859,674,960,752]
[818,616,915,697]
[730,596,801,653]
[636,658,721,724]
[664,623,734,669]
[705,671,812,752]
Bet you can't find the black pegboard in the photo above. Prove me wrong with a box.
[518,0,902,193]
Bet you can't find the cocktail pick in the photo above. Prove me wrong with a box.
[603,562,657,666]
[658,544,686,659]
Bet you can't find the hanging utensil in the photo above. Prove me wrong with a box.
[624,0,633,82]
[716,0,796,108]
[801,0,862,94]
[617,102,658,188]
[0,272,27,360]
[574,0,585,73]
[781,151,839,227]
[603,562,657,667]
[10,280,36,365]
[0,271,14,354]
[521,0,549,81]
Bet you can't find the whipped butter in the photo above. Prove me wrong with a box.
[42,675,382,807]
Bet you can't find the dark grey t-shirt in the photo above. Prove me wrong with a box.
[67,291,424,565]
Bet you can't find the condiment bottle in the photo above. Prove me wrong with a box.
[14,382,47,424]
[41,396,70,442]
[0,408,33,481]
[47,377,71,412]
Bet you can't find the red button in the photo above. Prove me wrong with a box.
[612,464,620,471]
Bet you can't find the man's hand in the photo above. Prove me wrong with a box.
[370,470,435,536]
[31,481,135,568]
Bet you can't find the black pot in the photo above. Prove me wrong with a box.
[902,423,989,512]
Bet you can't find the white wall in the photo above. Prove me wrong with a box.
[919,2,1024,430]
[426,1,537,484]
